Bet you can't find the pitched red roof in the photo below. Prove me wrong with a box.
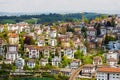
[98,67,120,73]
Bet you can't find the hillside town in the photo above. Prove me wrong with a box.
[0,15,120,80]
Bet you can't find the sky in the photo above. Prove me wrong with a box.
[0,0,120,14]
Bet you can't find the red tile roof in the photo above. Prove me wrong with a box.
[8,33,18,38]
[98,67,120,73]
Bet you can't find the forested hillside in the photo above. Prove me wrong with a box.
[0,12,106,24]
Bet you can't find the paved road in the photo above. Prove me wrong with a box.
[69,65,83,80]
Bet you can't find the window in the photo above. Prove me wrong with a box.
[32,50,36,53]
[9,46,16,52]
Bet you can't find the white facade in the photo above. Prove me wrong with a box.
[29,49,39,58]
[106,51,118,60]
[49,39,57,46]
[50,30,57,38]
[27,60,35,68]
[0,45,3,55]
[107,58,117,68]
[37,40,45,46]
[8,24,19,31]
[6,45,18,62]
[0,26,4,32]
[97,72,120,80]
[70,60,81,69]
[100,28,106,35]
[80,46,87,55]
[87,27,96,37]
[64,48,74,59]
[108,61,117,68]
[44,49,50,58]
[87,31,96,36]
[6,53,18,61]
[40,58,48,66]
[52,56,61,67]
[7,23,29,33]
[81,64,95,76]
[9,37,19,44]
[93,56,102,66]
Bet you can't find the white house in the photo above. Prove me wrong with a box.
[105,51,118,61]
[64,47,74,59]
[17,22,30,33]
[7,24,19,31]
[34,26,43,35]
[37,40,45,46]
[72,37,81,49]
[37,36,45,47]
[81,64,95,77]
[48,39,57,46]
[0,25,4,32]
[107,58,118,68]
[97,67,120,80]
[80,46,87,55]
[52,56,61,67]
[15,58,25,69]
[49,28,57,38]
[43,47,50,58]
[7,22,30,33]
[0,38,3,55]
[70,59,81,69]
[27,59,35,68]
[24,27,30,33]
[100,26,106,35]
[24,45,41,59]
[87,27,96,37]
[93,56,102,66]
[6,45,19,62]
[8,32,19,44]
[40,58,48,66]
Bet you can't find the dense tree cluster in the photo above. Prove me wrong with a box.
[0,13,102,24]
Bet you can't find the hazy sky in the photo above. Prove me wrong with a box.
[0,0,120,14]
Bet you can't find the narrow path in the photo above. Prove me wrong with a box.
[69,65,83,80]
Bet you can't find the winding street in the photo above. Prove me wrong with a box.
[69,65,83,80]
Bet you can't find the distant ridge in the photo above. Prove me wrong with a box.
[0,12,110,16]
[0,12,108,24]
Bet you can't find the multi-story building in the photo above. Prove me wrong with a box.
[97,67,120,80]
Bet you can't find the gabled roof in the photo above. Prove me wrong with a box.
[107,58,117,62]
[24,45,42,50]
[8,33,19,38]
[87,27,96,31]
[40,58,48,62]
[28,59,35,63]
[93,56,102,62]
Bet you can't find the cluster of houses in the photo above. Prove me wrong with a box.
[78,15,120,79]
[0,22,87,71]
[0,15,120,79]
